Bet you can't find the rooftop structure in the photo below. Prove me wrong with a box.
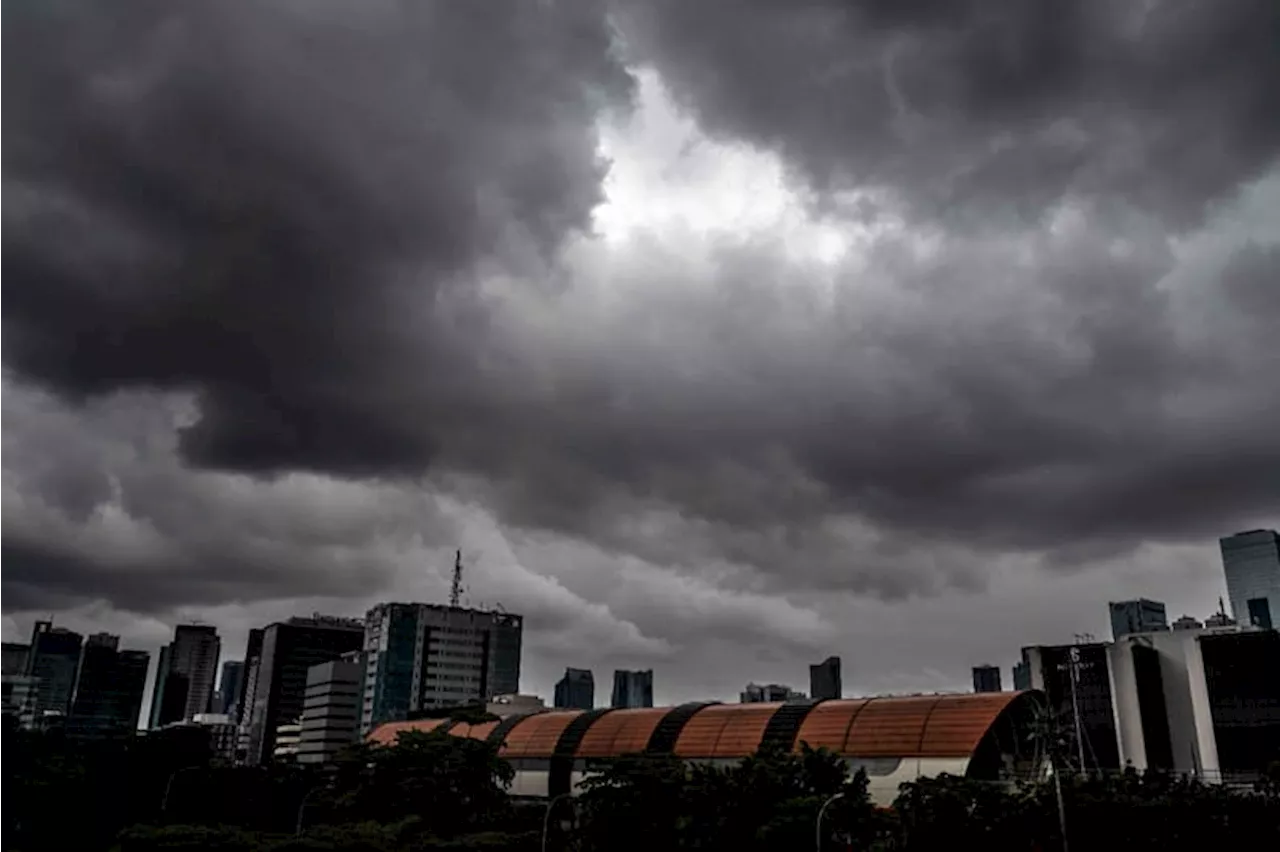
[369,691,1047,805]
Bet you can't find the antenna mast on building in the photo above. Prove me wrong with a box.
[449,549,464,608]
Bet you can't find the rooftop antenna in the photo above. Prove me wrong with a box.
[449,549,464,608]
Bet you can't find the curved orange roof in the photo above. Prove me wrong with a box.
[366,692,1034,763]
[673,702,782,757]
[367,717,448,746]
[500,710,582,758]
[450,719,499,740]
[577,708,667,757]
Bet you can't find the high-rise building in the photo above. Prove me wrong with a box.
[217,660,245,716]
[242,616,365,764]
[554,668,594,709]
[2,642,31,676]
[809,656,842,700]
[1018,643,1121,770]
[360,603,523,733]
[25,621,83,721]
[972,664,1002,693]
[298,652,363,765]
[234,630,265,724]
[150,625,221,726]
[1220,529,1280,630]
[67,633,149,737]
[610,669,654,708]
[740,683,805,703]
[1109,599,1168,639]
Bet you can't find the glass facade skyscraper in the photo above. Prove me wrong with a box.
[554,667,594,709]
[611,669,654,708]
[1220,529,1280,630]
[1109,598,1168,639]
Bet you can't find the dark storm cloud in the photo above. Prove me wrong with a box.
[613,0,1280,222]
[4,0,633,474]
[3,0,1279,621]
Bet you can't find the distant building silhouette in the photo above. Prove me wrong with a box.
[216,660,245,718]
[1109,599,1168,639]
[971,664,1002,693]
[809,656,842,700]
[68,633,149,738]
[26,621,83,722]
[611,669,653,708]
[554,668,594,709]
[740,683,805,703]
[150,624,220,727]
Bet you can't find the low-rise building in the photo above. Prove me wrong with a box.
[298,654,363,765]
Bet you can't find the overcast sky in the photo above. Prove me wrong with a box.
[4,0,1278,706]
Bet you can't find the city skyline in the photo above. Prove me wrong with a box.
[5,0,1279,730]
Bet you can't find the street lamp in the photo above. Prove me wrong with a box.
[296,785,326,836]
[815,791,845,852]
[160,766,202,815]
[541,792,574,852]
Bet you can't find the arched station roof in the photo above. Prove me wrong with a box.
[368,691,1041,762]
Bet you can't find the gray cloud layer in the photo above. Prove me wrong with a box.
[4,0,1279,672]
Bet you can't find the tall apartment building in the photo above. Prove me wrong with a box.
[1109,599,1168,639]
[611,669,654,708]
[972,664,1002,693]
[360,603,523,733]
[554,668,595,710]
[298,652,363,765]
[1220,529,1280,629]
[809,656,842,700]
[240,616,365,764]
[150,625,221,727]
[67,633,150,737]
[25,622,83,721]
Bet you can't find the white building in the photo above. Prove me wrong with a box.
[273,719,302,762]
[1107,625,1279,780]
[298,654,363,764]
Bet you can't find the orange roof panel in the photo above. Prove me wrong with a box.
[451,719,499,740]
[845,696,942,756]
[673,703,782,757]
[366,718,447,746]
[794,699,870,751]
[500,710,581,758]
[577,708,667,757]
[917,692,1019,757]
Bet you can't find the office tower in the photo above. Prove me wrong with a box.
[150,624,221,726]
[67,633,149,737]
[360,603,523,733]
[972,664,1002,693]
[241,615,365,764]
[1018,643,1121,770]
[1220,529,1280,629]
[809,656,842,700]
[740,682,805,703]
[190,713,239,762]
[298,652,363,765]
[1109,599,1168,639]
[234,629,265,724]
[610,669,654,708]
[2,642,30,676]
[217,660,245,716]
[554,668,594,709]
[25,621,83,720]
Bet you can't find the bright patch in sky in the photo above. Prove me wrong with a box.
[593,69,852,266]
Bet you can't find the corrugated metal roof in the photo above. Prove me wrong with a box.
[365,692,1030,762]
[576,707,667,757]
[673,702,782,757]
[500,710,582,758]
